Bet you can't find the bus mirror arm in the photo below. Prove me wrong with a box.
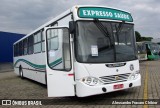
[69,21,75,34]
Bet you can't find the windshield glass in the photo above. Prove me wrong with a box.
[75,21,137,63]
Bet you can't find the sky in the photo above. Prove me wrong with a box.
[0,0,160,38]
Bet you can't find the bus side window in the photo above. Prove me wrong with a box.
[34,31,41,53]
[42,30,45,52]
[14,45,16,57]
[17,43,19,56]
[19,41,23,56]
[23,39,28,55]
[28,35,34,54]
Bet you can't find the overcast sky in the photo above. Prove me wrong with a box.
[0,0,159,38]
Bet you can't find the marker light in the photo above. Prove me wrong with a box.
[129,71,140,80]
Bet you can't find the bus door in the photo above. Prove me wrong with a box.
[45,27,75,97]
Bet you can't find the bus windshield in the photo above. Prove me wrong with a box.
[75,21,137,63]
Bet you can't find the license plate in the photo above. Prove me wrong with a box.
[113,84,124,89]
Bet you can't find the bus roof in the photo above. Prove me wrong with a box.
[14,5,133,45]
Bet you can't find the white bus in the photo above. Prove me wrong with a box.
[13,5,141,97]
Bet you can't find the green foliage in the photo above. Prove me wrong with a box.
[141,37,153,41]
[135,31,153,42]
[135,31,141,42]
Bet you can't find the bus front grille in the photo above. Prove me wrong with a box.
[99,73,131,84]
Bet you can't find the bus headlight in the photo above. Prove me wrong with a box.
[129,71,140,80]
[86,77,92,84]
[135,71,140,78]
[81,77,102,86]
[131,74,135,80]
[93,78,98,84]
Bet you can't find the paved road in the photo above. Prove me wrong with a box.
[0,60,160,108]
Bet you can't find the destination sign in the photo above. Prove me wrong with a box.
[78,7,133,22]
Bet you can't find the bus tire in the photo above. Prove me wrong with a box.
[19,66,24,79]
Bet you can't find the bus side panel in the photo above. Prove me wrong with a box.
[14,52,46,84]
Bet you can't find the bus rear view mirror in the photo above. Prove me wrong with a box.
[69,21,75,34]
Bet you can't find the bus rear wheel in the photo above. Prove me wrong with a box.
[19,66,24,79]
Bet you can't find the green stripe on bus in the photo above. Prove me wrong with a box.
[14,58,62,69]
[49,58,62,68]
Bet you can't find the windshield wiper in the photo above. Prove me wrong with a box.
[115,21,125,33]
[115,21,125,44]
[93,19,111,42]
[93,19,117,61]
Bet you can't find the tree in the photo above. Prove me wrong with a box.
[135,31,153,42]
[141,37,153,41]
[135,31,141,42]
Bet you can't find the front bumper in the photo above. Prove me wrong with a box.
[76,75,141,97]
